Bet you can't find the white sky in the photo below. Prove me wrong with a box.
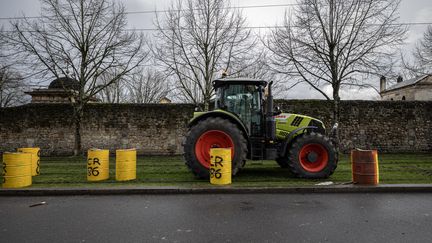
[1,0,431,100]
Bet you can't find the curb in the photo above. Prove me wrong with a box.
[1,184,432,196]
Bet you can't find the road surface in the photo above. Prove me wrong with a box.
[1,193,432,242]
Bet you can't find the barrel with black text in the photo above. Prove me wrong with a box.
[87,149,109,181]
[351,149,379,185]
[210,148,232,185]
[116,149,136,181]
[17,147,40,176]
[2,152,32,188]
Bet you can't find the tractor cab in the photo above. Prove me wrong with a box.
[213,78,268,136]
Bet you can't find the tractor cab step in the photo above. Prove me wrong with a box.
[250,137,278,160]
[250,137,265,160]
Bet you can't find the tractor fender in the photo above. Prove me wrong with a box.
[279,126,320,157]
[188,110,249,138]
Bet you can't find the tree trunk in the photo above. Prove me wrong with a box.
[204,100,209,112]
[73,104,83,156]
[73,116,82,156]
[332,95,340,152]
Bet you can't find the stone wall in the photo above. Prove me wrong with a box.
[276,100,432,152]
[0,103,195,156]
[0,101,431,155]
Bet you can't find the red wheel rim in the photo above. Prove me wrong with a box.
[195,130,234,169]
[298,143,328,173]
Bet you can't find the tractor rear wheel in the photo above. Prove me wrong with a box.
[276,157,289,168]
[183,117,247,179]
[287,132,338,178]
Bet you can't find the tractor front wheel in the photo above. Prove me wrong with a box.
[183,117,247,179]
[287,132,338,178]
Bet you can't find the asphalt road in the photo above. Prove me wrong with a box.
[1,193,432,243]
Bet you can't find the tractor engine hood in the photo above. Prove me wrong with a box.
[274,113,325,140]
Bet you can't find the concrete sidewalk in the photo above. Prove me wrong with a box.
[1,184,432,196]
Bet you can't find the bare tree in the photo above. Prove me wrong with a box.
[266,0,406,145]
[96,70,129,103]
[0,26,28,107]
[414,25,432,75]
[228,49,295,97]
[127,68,170,104]
[1,0,149,155]
[154,0,256,110]
[404,25,432,76]
[0,66,28,107]
[97,68,170,104]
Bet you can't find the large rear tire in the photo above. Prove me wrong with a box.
[183,117,247,179]
[276,157,289,168]
[287,132,338,178]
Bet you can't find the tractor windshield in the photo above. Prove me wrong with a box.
[215,84,262,135]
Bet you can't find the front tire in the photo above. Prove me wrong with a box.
[287,132,338,178]
[183,117,247,179]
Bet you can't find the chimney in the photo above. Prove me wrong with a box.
[397,76,403,83]
[380,76,386,92]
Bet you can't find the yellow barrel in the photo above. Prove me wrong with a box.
[116,149,136,181]
[87,149,109,181]
[210,148,232,185]
[17,147,40,176]
[2,152,32,188]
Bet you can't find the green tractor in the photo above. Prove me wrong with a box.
[183,78,338,179]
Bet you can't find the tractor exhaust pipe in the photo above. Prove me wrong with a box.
[266,81,276,141]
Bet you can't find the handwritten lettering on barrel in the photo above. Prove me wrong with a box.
[210,155,224,179]
[2,162,5,183]
[2,162,6,176]
[87,158,100,177]
[37,150,41,175]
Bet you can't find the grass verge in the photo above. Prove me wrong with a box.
[1,153,431,188]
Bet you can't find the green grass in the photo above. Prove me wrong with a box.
[2,154,432,188]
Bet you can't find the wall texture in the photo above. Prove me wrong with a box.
[1,101,431,155]
[0,104,195,156]
[276,100,432,152]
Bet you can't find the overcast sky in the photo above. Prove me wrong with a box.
[1,0,431,100]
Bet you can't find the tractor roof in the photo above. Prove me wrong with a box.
[213,78,267,88]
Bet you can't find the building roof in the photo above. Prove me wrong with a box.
[25,89,74,96]
[48,77,80,90]
[159,97,172,103]
[382,75,429,93]
[25,76,99,103]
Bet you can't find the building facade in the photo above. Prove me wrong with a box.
[26,77,98,103]
[380,75,432,101]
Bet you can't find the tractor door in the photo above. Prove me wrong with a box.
[218,84,263,136]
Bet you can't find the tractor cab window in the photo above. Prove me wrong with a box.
[216,84,262,135]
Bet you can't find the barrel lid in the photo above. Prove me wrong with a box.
[3,152,31,155]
